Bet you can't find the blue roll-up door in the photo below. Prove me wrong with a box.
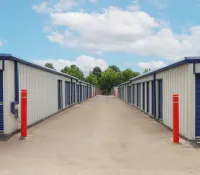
[195,75,200,137]
[65,82,70,106]
[147,82,149,113]
[71,83,74,104]
[143,82,145,110]
[158,80,163,120]
[0,72,3,131]
[137,83,141,107]
[83,86,85,100]
[127,86,131,104]
[77,85,80,103]
[152,81,154,116]
[80,85,82,102]
[58,80,63,110]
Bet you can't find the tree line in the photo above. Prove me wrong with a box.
[45,63,145,95]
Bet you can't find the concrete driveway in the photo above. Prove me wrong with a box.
[0,96,200,175]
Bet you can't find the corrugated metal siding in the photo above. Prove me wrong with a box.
[3,60,94,134]
[3,61,16,134]
[156,64,195,139]
[71,83,75,104]
[18,63,72,127]
[118,63,195,140]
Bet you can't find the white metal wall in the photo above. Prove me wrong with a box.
[3,61,17,134]
[156,64,195,140]
[121,64,195,140]
[3,60,96,134]
[17,63,72,130]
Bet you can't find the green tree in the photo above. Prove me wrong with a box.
[61,65,85,80]
[122,69,140,82]
[92,66,102,80]
[85,73,99,87]
[109,65,120,72]
[99,68,121,95]
[143,68,151,74]
[45,63,55,70]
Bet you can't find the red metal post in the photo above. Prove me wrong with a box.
[21,89,27,137]
[173,94,179,143]
[114,90,116,96]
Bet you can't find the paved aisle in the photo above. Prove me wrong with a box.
[0,96,200,175]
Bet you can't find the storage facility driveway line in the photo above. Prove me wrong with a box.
[0,96,200,175]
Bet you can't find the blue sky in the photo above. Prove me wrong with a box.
[1,0,200,75]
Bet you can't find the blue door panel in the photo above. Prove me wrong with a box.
[152,81,154,116]
[80,85,82,101]
[195,75,200,136]
[143,83,145,110]
[137,84,141,107]
[147,82,149,112]
[0,72,3,131]
[58,80,62,110]
[127,86,130,104]
[77,85,79,103]
[158,80,163,119]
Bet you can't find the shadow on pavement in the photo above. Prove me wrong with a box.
[0,134,14,141]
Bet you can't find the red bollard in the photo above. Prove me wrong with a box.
[114,90,116,96]
[173,94,179,143]
[21,89,27,137]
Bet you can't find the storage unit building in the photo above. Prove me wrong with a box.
[116,57,200,140]
[0,54,96,135]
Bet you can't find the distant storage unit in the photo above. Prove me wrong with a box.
[0,54,97,135]
[117,57,200,140]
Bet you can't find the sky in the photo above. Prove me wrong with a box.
[1,0,200,75]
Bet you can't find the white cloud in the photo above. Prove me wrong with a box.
[89,0,97,4]
[32,0,78,13]
[33,2,200,62]
[137,61,166,70]
[45,6,200,61]
[33,55,108,76]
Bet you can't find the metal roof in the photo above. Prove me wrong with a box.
[0,54,80,80]
[129,57,200,82]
